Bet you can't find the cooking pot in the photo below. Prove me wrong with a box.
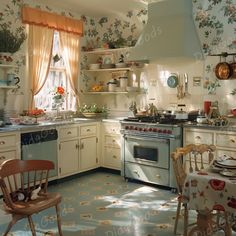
[175,112,188,120]
[215,60,232,80]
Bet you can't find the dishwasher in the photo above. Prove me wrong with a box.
[21,128,58,180]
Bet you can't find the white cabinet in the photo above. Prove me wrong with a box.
[58,125,79,177]
[79,123,99,172]
[0,132,20,164]
[101,121,121,170]
[184,127,236,165]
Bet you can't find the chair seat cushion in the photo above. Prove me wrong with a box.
[5,192,62,215]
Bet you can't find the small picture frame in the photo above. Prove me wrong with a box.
[102,54,114,64]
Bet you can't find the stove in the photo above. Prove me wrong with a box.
[120,117,183,189]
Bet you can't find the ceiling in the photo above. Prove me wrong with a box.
[36,0,156,17]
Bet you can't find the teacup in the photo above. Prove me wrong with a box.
[7,73,20,86]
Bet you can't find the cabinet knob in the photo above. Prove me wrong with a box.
[195,136,201,140]
[0,141,5,145]
[80,143,84,149]
[67,131,72,135]
[112,155,117,159]
[0,156,6,160]
[86,129,90,132]
[230,139,235,143]
[156,174,160,178]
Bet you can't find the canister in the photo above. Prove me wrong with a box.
[107,82,117,92]
[119,77,128,88]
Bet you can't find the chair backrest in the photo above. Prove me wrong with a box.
[0,159,54,209]
[171,144,216,193]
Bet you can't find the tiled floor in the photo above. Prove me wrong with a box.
[0,171,235,236]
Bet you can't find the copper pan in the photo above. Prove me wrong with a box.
[230,56,236,79]
[215,57,232,80]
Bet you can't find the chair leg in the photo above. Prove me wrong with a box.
[174,200,181,234]
[27,215,36,236]
[4,214,23,236]
[183,203,188,236]
[224,212,232,236]
[55,204,63,236]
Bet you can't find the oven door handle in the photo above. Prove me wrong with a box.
[125,135,169,144]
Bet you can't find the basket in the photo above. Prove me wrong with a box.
[82,112,100,118]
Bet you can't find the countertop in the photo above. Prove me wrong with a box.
[0,118,98,133]
[1,117,236,133]
[183,121,236,132]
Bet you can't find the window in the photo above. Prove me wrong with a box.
[34,32,76,111]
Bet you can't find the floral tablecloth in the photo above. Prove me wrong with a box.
[183,170,236,213]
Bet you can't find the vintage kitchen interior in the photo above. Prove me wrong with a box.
[0,0,236,235]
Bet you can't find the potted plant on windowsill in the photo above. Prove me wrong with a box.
[0,24,26,64]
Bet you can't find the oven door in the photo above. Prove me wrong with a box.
[124,134,169,169]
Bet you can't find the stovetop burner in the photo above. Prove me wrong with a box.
[123,116,160,123]
[123,116,187,125]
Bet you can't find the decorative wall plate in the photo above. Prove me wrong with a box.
[167,74,178,88]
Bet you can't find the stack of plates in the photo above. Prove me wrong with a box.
[214,159,236,169]
[212,159,236,177]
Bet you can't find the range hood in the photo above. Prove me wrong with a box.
[128,0,203,63]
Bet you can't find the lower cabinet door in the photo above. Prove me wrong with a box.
[59,140,79,177]
[80,136,97,171]
[104,147,121,170]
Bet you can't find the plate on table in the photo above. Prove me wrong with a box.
[220,170,236,177]
[214,159,236,169]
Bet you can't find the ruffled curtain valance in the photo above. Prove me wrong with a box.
[22,6,83,36]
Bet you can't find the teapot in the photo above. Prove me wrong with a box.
[7,73,20,86]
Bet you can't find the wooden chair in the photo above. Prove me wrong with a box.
[171,144,216,236]
[0,159,63,236]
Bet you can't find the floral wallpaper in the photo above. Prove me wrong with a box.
[0,0,235,113]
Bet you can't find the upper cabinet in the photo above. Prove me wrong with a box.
[80,47,146,95]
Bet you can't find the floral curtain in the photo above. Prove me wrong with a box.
[28,24,54,108]
[59,31,81,106]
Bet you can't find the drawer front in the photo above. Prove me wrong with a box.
[59,127,78,139]
[80,125,97,136]
[185,130,214,145]
[216,149,236,159]
[103,123,121,135]
[0,150,16,164]
[125,162,169,186]
[104,135,121,148]
[216,133,236,149]
[0,135,17,149]
[104,147,121,169]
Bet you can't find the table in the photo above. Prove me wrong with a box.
[183,169,236,236]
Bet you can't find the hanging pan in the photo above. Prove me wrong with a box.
[230,56,236,79]
[215,56,232,80]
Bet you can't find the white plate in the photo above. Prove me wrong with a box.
[220,170,236,177]
[215,159,236,168]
